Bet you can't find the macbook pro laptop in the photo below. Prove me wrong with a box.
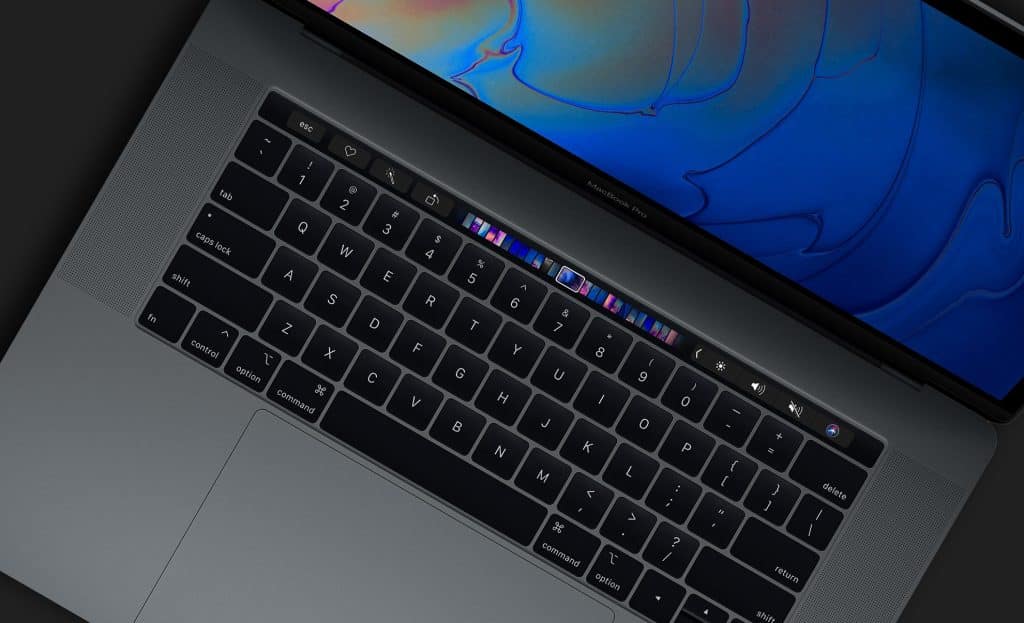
[2,1,1022,622]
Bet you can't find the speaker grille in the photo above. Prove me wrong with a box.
[58,45,261,316]
[793,451,966,622]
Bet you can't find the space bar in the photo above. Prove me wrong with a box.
[320,392,547,546]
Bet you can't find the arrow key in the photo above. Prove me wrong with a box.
[557,473,613,529]
[629,570,686,623]
[679,594,728,623]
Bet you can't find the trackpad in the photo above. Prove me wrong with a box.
[137,410,612,623]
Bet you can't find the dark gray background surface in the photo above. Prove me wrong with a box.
[0,1,1020,621]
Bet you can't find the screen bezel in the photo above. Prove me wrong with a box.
[268,0,1024,423]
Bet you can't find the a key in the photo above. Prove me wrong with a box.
[320,168,376,225]
[701,446,757,501]
[732,517,820,591]
[790,441,867,509]
[488,322,545,378]
[448,244,504,299]
[275,198,331,255]
[514,448,571,503]
[703,392,760,447]
[616,397,673,451]
[163,246,272,331]
[188,204,274,277]
[786,494,844,550]
[182,311,238,368]
[403,272,459,329]
[642,522,698,579]
[603,444,659,499]
[686,548,795,623]
[259,300,315,356]
[491,269,546,323]
[363,195,419,249]
[304,271,360,328]
[659,420,716,477]
[386,375,443,430]
[661,367,717,423]
[235,120,290,176]
[558,473,614,529]
[390,321,445,376]
[368,158,415,194]
[211,162,288,230]
[587,545,644,602]
[533,515,600,578]
[629,570,686,623]
[261,246,318,302]
[360,248,417,304]
[406,219,461,274]
[747,416,803,472]
[531,347,587,402]
[687,493,744,548]
[344,349,401,406]
[267,361,333,423]
[577,318,632,373]
[224,336,280,392]
[517,395,573,450]
[472,424,529,479]
[301,325,358,381]
[318,222,375,279]
[475,370,531,425]
[432,345,488,401]
[645,469,701,524]
[680,594,729,623]
[533,294,589,348]
[619,343,675,397]
[278,144,333,200]
[409,181,456,218]
[573,371,629,427]
[347,296,403,352]
[446,298,502,353]
[139,286,195,343]
[429,400,486,455]
[744,471,800,526]
[601,497,656,553]
[560,418,616,475]
[326,132,373,171]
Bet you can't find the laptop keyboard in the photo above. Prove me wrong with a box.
[139,91,884,623]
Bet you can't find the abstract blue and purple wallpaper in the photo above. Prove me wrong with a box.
[310,0,1024,398]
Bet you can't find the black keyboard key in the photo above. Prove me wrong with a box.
[387,375,443,430]
[344,349,400,406]
[279,145,333,200]
[744,471,800,526]
[360,248,416,304]
[225,336,280,392]
[558,473,614,529]
[261,246,318,302]
[406,219,461,274]
[475,370,530,425]
[267,361,333,423]
[301,325,358,381]
[347,296,402,351]
[321,392,546,546]
[403,273,459,329]
[448,244,504,299]
[659,420,715,477]
[517,395,573,450]
[320,168,376,225]
[603,444,658,499]
[432,346,488,401]
[318,223,375,280]
[619,343,675,397]
[687,493,744,548]
[787,494,844,550]
[488,322,544,378]
[430,400,486,455]
[363,195,419,249]
[491,270,545,323]
[645,469,701,524]
[601,497,656,553]
[630,570,685,623]
[686,548,795,623]
[514,448,571,503]
[259,300,315,356]
[574,372,629,427]
[235,120,290,176]
[163,246,272,331]
[409,181,456,218]
[643,523,698,579]
[472,424,529,479]
[701,446,757,501]
[616,397,672,451]
[703,392,760,447]
[662,367,717,423]
[211,162,288,230]
[304,271,360,328]
[284,108,327,143]
[446,298,502,353]
[643,520,700,577]
[390,321,445,376]
[681,594,728,623]
[369,158,415,194]
[790,441,866,509]
[140,286,195,343]
[747,416,803,472]
[531,348,586,402]
[182,311,238,368]
[533,294,588,348]
[587,546,644,602]
[733,517,819,592]
[326,132,373,171]
[560,418,616,475]
[275,199,331,255]
[533,515,600,578]
[188,205,275,277]
[577,318,632,373]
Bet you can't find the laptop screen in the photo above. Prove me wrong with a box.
[307,0,1024,400]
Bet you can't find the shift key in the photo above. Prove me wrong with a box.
[163,246,273,332]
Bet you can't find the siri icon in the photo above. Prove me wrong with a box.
[825,423,841,439]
